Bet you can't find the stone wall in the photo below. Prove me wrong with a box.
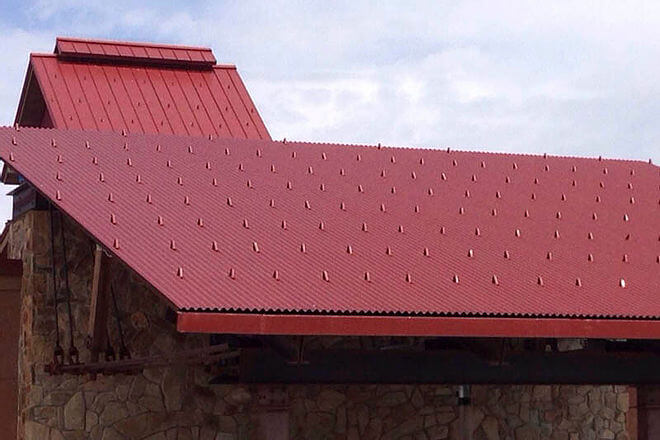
[10,210,631,440]
[287,384,630,440]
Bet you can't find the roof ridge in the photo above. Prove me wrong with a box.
[56,36,213,52]
[54,36,217,69]
[274,137,658,165]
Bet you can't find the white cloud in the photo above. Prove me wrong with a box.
[0,29,52,124]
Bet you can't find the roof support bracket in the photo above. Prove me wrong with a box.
[87,244,111,364]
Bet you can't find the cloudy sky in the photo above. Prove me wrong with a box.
[1,0,659,225]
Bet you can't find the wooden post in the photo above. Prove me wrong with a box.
[0,248,22,440]
[87,244,110,363]
[637,386,660,440]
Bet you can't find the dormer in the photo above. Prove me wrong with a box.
[3,36,270,184]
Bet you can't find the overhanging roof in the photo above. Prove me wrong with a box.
[1,127,659,337]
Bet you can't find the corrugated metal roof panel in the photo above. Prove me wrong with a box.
[1,127,658,319]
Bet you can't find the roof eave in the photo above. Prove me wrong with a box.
[177,312,660,339]
[1,161,19,184]
[55,36,214,53]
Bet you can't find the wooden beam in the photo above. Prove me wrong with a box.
[232,348,660,385]
[46,344,236,375]
[87,244,110,362]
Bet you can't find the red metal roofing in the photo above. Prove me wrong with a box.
[17,38,269,140]
[55,37,217,67]
[177,313,660,339]
[1,127,658,326]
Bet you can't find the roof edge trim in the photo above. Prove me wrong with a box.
[177,312,660,339]
[16,58,53,128]
[29,54,237,69]
[14,63,34,127]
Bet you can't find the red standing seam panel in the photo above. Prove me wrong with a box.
[160,69,202,136]
[187,50,205,63]
[56,37,216,67]
[175,70,216,136]
[40,58,82,130]
[227,68,270,140]
[188,71,232,138]
[70,64,113,131]
[144,46,162,60]
[132,68,175,134]
[201,50,216,63]
[214,68,257,138]
[58,63,98,130]
[24,38,268,140]
[158,47,177,61]
[86,42,104,56]
[145,69,189,135]
[101,43,121,57]
[86,65,127,131]
[117,45,133,58]
[174,48,191,62]
[71,41,89,54]
[57,40,76,53]
[29,57,66,128]
[130,45,149,59]
[116,67,158,134]
[202,72,245,138]
[103,65,144,133]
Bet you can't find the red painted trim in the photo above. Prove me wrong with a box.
[56,36,213,52]
[177,312,660,339]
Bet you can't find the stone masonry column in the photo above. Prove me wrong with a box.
[8,211,50,440]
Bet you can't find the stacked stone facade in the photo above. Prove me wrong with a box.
[287,384,629,440]
[8,211,631,440]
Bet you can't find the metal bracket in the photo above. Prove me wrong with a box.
[87,244,111,364]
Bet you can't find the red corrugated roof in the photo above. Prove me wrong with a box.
[16,37,269,140]
[1,127,658,322]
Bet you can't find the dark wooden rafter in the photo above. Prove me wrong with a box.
[87,244,111,363]
[233,348,660,385]
[45,343,237,375]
